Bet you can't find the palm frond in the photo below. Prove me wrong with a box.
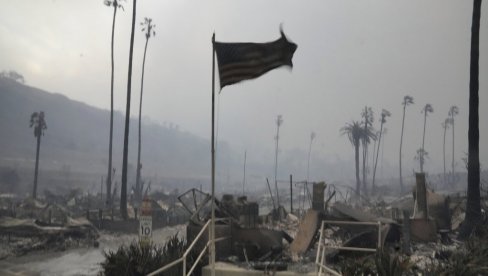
[403,95,414,105]
[449,105,459,117]
[422,103,434,114]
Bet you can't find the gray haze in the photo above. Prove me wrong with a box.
[1,0,487,186]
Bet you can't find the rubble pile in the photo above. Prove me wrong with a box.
[0,196,99,259]
[186,174,488,275]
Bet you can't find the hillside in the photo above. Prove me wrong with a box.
[0,77,232,193]
[0,77,408,197]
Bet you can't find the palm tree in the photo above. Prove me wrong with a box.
[448,105,459,184]
[135,17,156,205]
[103,0,123,207]
[361,107,374,194]
[120,0,137,220]
[420,104,434,172]
[372,109,391,191]
[460,0,482,239]
[442,118,451,186]
[29,111,47,199]
[399,95,414,193]
[341,121,363,198]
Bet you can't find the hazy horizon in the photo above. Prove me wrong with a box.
[1,0,487,187]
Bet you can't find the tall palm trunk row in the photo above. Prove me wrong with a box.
[103,0,156,218]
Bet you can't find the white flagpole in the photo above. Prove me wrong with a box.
[210,32,216,276]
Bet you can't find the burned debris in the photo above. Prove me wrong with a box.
[0,196,99,259]
[172,174,488,276]
[1,171,487,275]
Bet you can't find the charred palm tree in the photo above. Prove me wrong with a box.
[29,112,47,199]
[372,109,390,191]
[448,105,459,184]
[442,118,451,186]
[121,0,137,220]
[341,121,363,198]
[420,104,434,172]
[135,17,155,205]
[399,95,414,193]
[361,106,374,194]
[460,0,482,239]
[103,0,123,206]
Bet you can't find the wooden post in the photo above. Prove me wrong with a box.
[210,33,216,276]
[402,210,411,254]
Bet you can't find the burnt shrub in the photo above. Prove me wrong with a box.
[101,234,198,276]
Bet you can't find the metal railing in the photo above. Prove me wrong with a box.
[315,220,383,276]
[147,218,229,276]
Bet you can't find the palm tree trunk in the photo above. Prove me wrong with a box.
[33,134,41,199]
[451,116,455,184]
[362,143,367,194]
[136,37,149,204]
[121,0,137,220]
[460,0,482,239]
[443,125,447,186]
[399,105,406,193]
[381,132,385,178]
[372,139,377,172]
[372,122,383,191]
[362,107,368,194]
[421,111,427,172]
[355,141,360,199]
[106,5,117,206]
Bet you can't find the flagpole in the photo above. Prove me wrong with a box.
[210,32,216,276]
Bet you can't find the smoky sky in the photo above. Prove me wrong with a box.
[1,0,487,180]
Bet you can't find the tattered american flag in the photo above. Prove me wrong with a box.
[214,30,297,89]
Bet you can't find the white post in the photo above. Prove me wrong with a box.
[210,33,216,276]
[183,258,187,276]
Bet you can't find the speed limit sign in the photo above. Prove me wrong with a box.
[139,197,152,244]
[139,215,152,243]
